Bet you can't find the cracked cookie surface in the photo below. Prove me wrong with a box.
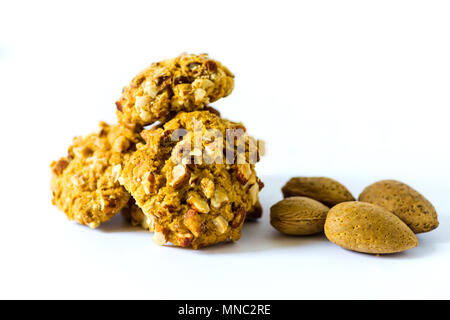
[119,110,263,249]
[50,122,142,228]
[116,53,234,127]
[122,199,154,231]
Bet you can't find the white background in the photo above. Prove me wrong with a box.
[1,0,449,299]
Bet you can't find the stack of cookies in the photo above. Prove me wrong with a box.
[50,53,264,249]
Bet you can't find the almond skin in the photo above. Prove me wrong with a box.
[358,180,438,234]
[270,196,330,235]
[282,177,355,207]
[325,201,418,254]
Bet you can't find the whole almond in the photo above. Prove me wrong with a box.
[358,180,438,234]
[325,201,418,254]
[270,196,329,235]
[282,177,354,207]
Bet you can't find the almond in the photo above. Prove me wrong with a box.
[359,180,438,233]
[270,197,329,235]
[325,201,418,254]
[282,177,354,207]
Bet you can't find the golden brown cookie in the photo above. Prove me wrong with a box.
[50,122,142,228]
[119,110,263,249]
[116,53,234,127]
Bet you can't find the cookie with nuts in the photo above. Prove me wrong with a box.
[119,110,263,249]
[50,122,142,228]
[115,53,234,128]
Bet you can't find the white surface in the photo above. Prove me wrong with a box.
[1,0,449,299]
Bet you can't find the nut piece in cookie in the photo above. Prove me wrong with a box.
[50,122,142,228]
[116,53,235,127]
[119,110,263,249]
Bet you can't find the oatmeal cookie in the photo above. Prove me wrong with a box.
[50,122,142,228]
[116,53,234,127]
[119,110,263,249]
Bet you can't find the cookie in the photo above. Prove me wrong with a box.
[119,110,263,249]
[50,122,142,228]
[116,53,234,127]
